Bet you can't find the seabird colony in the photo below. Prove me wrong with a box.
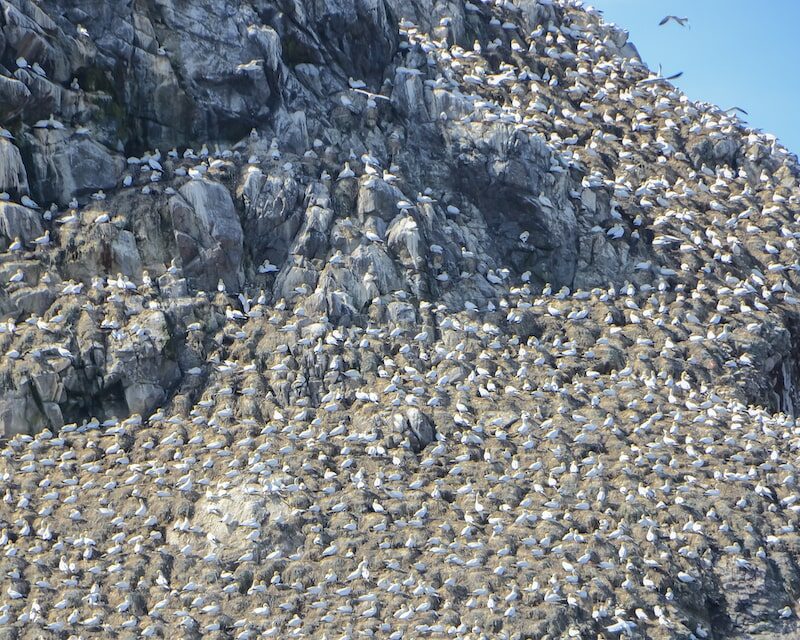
[0,0,799,638]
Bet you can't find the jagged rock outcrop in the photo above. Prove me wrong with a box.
[0,0,799,638]
[173,178,244,291]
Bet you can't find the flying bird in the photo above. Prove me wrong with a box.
[638,65,683,85]
[658,15,689,28]
[351,88,391,101]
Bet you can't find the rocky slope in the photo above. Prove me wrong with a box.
[1,0,800,638]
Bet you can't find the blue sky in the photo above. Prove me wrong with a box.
[587,0,800,157]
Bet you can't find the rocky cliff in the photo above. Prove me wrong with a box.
[1,0,800,638]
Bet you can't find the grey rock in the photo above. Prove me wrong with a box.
[0,202,43,249]
[393,407,435,453]
[240,170,303,268]
[0,139,29,196]
[391,66,429,119]
[274,262,318,302]
[275,109,309,154]
[31,372,61,403]
[124,382,165,417]
[40,401,64,430]
[387,214,425,270]
[7,287,56,317]
[174,178,243,291]
[0,74,32,121]
[357,176,403,221]
[689,135,742,169]
[349,243,403,301]
[24,130,124,205]
[98,309,181,417]
[0,399,31,438]
[386,300,416,326]
[13,68,64,120]
[291,203,334,259]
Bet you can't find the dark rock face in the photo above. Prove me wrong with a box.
[24,128,124,204]
[0,0,640,298]
[1,0,800,638]
[10,0,399,150]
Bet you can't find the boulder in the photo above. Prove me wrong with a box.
[0,397,31,437]
[391,66,429,119]
[393,408,436,453]
[24,130,124,205]
[0,202,43,250]
[0,139,29,196]
[174,178,244,291]
[240,170,302,268]
[165,484,303,561]
[124,382,165,417]
[357,176,403,221]
[387,214,425,269]
[0,73,32,121]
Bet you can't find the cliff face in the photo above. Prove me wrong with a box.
[1,0,658,427]
[1,0,800,638]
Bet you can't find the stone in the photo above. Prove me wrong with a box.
[0,202,43,250]
[275,109,309,154]
[31,372,61,403]
[0,139,29,197]
[291,204,334,259]
[13,68,63,120]
[0,398,28,437]
[124,382,165,417]
[165,485,302,561]
[357,176,403,221]
[391,66,429,119]
[0,73,32,121]
[174,178,243,291]
[110,229,143,277]
[387,214,425,269]
[351,243,402,295]
[42,401,64,428]
[24,130,124,205]
[240,171,302,267]
[8,287,56,317]
[393,407,435,453]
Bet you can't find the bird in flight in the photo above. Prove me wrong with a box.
[638,64,683,86]
[659,15,690,28]
[723,106,748,116]
[351,88,391,101]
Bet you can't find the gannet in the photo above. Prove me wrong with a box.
[658,15,690,28]
[32,230,50,246]
[352,88,391,101]
[21,195,40,209]
[338,163,355,179]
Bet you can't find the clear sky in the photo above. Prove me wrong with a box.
[587,0,800,157]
